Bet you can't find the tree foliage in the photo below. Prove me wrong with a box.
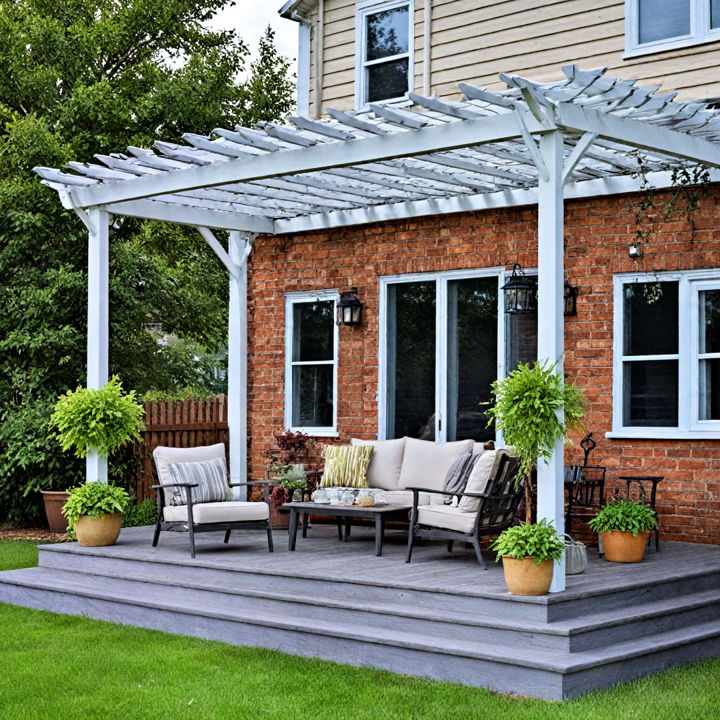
[0,1,295,523]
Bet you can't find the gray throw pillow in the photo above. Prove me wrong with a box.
[442,452,479,501]
[167,457,230,506]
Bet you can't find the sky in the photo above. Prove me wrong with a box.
[212,1,299,74]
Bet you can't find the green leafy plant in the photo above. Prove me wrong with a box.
[279,464,307,492]
[121,499,158,528]
[589,499,657,537]
[141,388,217,403]
[50,377,145,459]
[490,519,565,565]
[62,483,131,532]
[485,361,584,522]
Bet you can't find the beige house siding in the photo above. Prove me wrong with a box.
[305,0,720,116]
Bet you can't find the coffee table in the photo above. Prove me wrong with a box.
[283,502,412,556]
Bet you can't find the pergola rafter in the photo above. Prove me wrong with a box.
[35,66,720,593]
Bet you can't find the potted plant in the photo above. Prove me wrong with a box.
[491,519,565,595]
[50,376,144,544]
[485,361,584,522]
[62,482,131,546]
[265,430,313,527]
[589,498,657,563]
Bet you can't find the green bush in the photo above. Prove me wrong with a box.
[122,499,158,528]
[50,377,145,459]
[589,499,657,537]
[490,519,565,565]
[62,483,131,532]
[141,387,217,403]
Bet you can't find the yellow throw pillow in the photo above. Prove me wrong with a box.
[321,445,374,488]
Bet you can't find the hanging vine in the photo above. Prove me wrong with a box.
[628,151,712,302]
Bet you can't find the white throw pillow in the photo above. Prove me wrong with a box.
[398,438,474,492]
[459,449,502,513]
[350,438,406,490]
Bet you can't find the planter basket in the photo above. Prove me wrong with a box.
[564,534,587,575]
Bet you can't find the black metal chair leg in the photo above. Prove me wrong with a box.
[186,502,196,559]
[266,524,274,553]
[152,516,162,548]
[472,538,487,570]
[405,529,415,563]
[447,540,454,553]
[224,530,232,544]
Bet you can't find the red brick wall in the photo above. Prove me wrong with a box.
[247,188,720,544]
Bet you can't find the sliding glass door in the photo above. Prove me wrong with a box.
[382,272,502,442]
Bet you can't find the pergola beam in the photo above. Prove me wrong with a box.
[67,113,541,208]
[555,101,720,168]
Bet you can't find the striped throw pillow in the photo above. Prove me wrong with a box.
[321,445,374,489]
[167,457,231,506]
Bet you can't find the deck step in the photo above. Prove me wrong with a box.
[1,564,719,700]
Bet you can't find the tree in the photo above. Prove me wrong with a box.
[0,2,295,523]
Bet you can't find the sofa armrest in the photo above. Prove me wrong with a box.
[150,483,198,489]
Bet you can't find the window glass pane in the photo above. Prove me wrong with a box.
[292,300,334,362]
[638,0,690,44]
[712,0,720,28]
[506,308,537,373]
[386,281,436,439]
[700,358,720,420]
[292,365,334,427]
[366,6,409,61]
[447,277,498,442]
[623,360,679,426]
[367,58,409,102]
[700,289,720,353]
[623,282,678,356]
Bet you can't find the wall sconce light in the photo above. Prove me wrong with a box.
[501,263,537,314]
[336,287,363,326]
[629,241,643,258]
[564,281,578,317]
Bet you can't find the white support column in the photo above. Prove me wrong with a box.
[228,231,250,498]
[86,207,110,483]
[536,131,566,592]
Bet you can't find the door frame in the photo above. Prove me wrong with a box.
[377,267,506,441]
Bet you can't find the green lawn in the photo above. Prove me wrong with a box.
[0,541,718,719]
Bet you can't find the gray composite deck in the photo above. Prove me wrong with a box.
[1,524,719,699]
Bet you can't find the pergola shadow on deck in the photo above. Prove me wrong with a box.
[0,526,719,700]
[33,65,720,593]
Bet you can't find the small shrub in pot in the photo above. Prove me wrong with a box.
[491,519,565,596]
[589,499,657,563]
[62,483,131,546]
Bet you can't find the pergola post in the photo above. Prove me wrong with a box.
[86,207,110,484]
[227,231,250,498]
[536,131,566,592]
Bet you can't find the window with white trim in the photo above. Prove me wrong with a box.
[356,0,412,107]
[613,271,720,437]
[625,0,720,56]
[285,292,338,435]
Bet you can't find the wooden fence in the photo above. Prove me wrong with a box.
[134,395,229,502]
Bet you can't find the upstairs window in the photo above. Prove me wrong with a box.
[356,0,412,107]
[626,0,720,55]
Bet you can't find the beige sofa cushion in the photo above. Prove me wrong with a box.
[380,490,443,506]
[153,444,226,505]
[416,504,476,534]
[164,500,268,524]
[350,437,406,490]
[398,438,474,492]
[459,450,507,512]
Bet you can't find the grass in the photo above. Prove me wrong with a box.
[0,541,718,719]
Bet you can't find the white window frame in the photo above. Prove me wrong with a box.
[355,0,414,110]
[625,0,720,57]
[377,268,506,442]
[609,269,720,439]
[284,290,339,437]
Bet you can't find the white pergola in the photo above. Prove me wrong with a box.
[36,65,720,591]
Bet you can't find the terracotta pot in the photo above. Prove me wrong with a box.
[75,513,122,547]
[41,491,70,533]
[502,556,554,596]
[601,531,649,563]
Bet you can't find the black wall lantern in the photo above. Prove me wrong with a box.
[502,263,536,314]
[564,281,578,317]
[336,287,363,326]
